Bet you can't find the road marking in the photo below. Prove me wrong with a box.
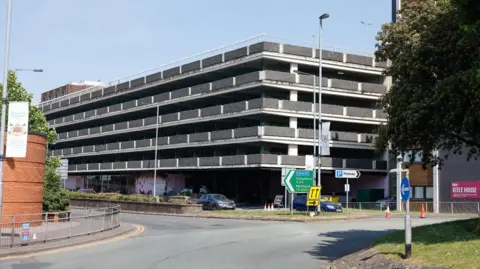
[0,224,145,261]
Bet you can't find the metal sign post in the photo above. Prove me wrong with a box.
[400,176,412,258]
[345,179,350,210]
[335,170,360,210]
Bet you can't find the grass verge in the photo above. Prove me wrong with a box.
[198,209,368,221]
[373,218,480,269]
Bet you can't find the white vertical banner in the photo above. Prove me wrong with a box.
[320,122,330,156]
[6,101,29,158]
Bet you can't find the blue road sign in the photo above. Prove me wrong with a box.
[400,177,410,202]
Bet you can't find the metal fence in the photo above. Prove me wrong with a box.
[340,202,480,215]
[0,205,120,248]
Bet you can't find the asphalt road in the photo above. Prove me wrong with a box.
[0,214,469,269]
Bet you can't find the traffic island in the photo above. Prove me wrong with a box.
[328,218,479,269]
[196,210,373,222]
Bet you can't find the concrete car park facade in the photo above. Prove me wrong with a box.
[40,37,391,202]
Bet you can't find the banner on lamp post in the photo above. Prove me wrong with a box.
[320,122,330,156]
[6,101,29,158]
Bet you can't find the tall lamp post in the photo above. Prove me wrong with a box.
[317,13,329,202]
[361,21,372,47]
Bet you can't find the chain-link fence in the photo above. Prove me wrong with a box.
[0,205,120,248]
[340,202,480,215]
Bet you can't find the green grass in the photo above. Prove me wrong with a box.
[373,218,480,269]
[202,209,345,218]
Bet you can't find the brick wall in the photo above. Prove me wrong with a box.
[1,133,47,223]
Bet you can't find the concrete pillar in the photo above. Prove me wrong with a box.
[290,63,298,73]
[289,117,297,128]
[288,144,298,156]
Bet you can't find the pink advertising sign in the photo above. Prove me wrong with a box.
[451,181,480,199]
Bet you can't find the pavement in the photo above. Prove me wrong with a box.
[0,214,472,269]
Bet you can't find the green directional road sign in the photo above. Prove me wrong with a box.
[283,170,314,193]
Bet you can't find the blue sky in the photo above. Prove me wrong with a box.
[0,0,391,102]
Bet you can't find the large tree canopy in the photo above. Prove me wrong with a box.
[375,0,480,167]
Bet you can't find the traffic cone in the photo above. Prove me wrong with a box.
[420,203,426,218]
[270,203,274,211]
[385,205,391,219]
[264,203,267,211]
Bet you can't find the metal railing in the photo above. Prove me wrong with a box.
[339,202,480,215]
[0,205,120,248]
[37,33,375,107]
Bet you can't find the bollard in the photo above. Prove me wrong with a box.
[451,202,454,214]
[44,213,48,242]
[68,211,72,238]
[88,209,92,235]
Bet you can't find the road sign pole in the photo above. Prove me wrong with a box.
[405,200,412,258]
[346,178,349,211]
[290,193,294,216]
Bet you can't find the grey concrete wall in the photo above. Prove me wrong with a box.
[375,110,387,119]
[138,96,152,106]
[199,157,220,166]
[68,131,78,138]
[180,109,199,120]
[74,112,84,121]
[61,100,69,107]
[201,105,221,117]
[264,70,295,83]
[59,133,67,139]
[322,104,344,115]
[247,154,277,165]
[298,128,314,139]
[63,148,72,155]
[331,79,359,91]
[54,118,64,124]
[88,163,100,170]
[115,121,128,130]
[70,97,79,105]
[80,94,90,102]
[223,101,246,113]
[52,102,60,109]
[171,88,189,99]
[146,72,162,83]
[181,60,201,73]
[109,103,122,113]
[91,90,102,98]
[129,119,143,128]
[249,42,280,54]
[212,77,234,91]
[331,131,357,142]
[113,162,126,169]
[136,139,151,148]
[224,47,248,61]
[283,44,312,57]
[128,161,142,169]
[79,129,89,136]
[360,133,377,143]
[162,112,178,123]
[317,50,344,62]
[73,147,83,154]
[68,164,76,171]
[202,54,223,68]
[282,100,311,112]
[157,136,169,146]
[107,142,120,150]
[160,159,177,167]
[65,115,74,122]
[263,126,295,137]
[123,100,136,110]
[234,126,258,138]
[235,71,261,85]
[78,164,87,171]
[100,162,113,170]
[83,145,94,153]
[143,160,156,169]
[144,116,158,126]
[103,86,115,96]
[96,106,108,115]
[189,132,209,142]
[121,140,135,149]
[95,144,106,152]
[117,82,130,92]
[90,126,101,134]
[191,83,210,95]
[346,54,373,66]
[298,75,328,87]
[362,82,386,94]
[210,129,232,141]
[163,67,180,79]
[179,157,198,167]
[222,155,245,165]
[281,156,305,166]
[85,110,96,118]
[130,77,145,88]
[346,107,373,118]
[170,134,188,144]
[154,92,170,102]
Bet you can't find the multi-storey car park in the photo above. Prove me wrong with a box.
[39,35,391,203]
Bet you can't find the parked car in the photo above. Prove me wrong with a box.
[292,195,343,212]
[197,194,236,210]
[376,196,397,210]
[77,189,96,194]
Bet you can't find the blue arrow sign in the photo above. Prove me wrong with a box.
[400,177,410,202]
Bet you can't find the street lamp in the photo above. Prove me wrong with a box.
[361,21,372,47]
[317,13,329,199]
[14,69,43,73]
[0,0,13,215]
[293,70,318,170]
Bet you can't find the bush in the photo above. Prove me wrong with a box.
[67,192,175,203]
[43,157,69,212]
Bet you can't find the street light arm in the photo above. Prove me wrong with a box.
[14,68,43,72]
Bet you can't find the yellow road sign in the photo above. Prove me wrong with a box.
[308,186,322,200]
[306,200,319,206]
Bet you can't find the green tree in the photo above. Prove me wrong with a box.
[374,0,480,167]
[0,71,56,144]
[0,70,67,211]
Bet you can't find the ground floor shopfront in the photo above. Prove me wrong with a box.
[66,168,388,204]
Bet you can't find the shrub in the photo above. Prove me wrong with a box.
[43,157,69,212]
